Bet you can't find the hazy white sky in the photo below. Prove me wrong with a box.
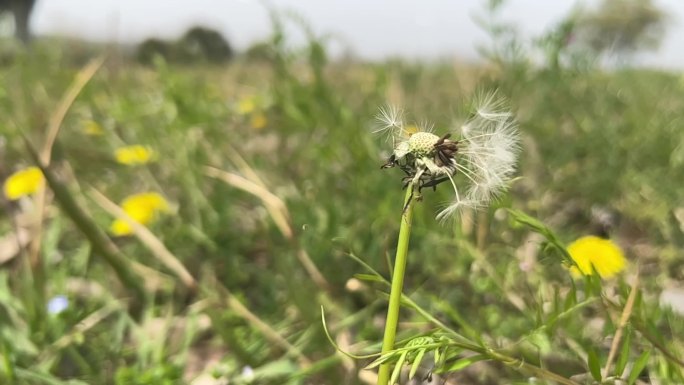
[28,0,684,68]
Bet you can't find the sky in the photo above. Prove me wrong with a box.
[25,0,684,69]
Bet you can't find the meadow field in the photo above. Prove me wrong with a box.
[1,18,684,385]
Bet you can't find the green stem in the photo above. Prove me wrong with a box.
[377,186,415,385]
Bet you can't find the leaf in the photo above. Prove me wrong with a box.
[434,347,442,366]
[435,354,487,373]
[615,326,632,377]
[627,350,651,385]
[365,351,396,370]
[390,351,408,385]
[564,282,577,311]
[587,348,602,382]
[15,368,89,385]
[507,209,573,263]
[250,359,299,380]
[353,273,384,283]
[527,331,552,354]
[408,348,427,379]
[585,272,603,297]
[508,209,550,234]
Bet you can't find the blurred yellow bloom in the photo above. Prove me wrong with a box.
[237,97,256,115]
[250,113,268,130]
[567,235,626,279]
[404,124,419,136]
[3,167,44,200]
[83,120,104,136]
[115,145,156,166]
[110,192,170,236]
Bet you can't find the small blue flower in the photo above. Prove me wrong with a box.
[241,365,255,381]
[47,295,69,314]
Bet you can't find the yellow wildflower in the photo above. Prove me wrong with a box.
[237,97,256,115]
[3,167,44,200]
[567,235,627,279]
[83,120,104,136]
[403,124,419,136]
[114,145,156,166]
[250,113,268,130]
[110,192,170,236]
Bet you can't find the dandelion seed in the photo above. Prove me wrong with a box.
[567,235,627,279]
[375,92,520,220]
[3,166,44,200]
[114,145,156,166]
[110,192,170,236]
[374,105,405,139]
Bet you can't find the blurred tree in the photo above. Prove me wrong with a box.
[137,38,172,65]
[136,27,233,65]
[244,40,275,62]
[572,0,668,57]
[0,0,36,43]
[178,27,233,63]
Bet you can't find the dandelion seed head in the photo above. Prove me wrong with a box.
[407,132,440,157]
[376,91,520,220]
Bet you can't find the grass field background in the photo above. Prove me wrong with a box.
[1,12,684,385]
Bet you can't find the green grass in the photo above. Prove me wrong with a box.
[0,24,683,385]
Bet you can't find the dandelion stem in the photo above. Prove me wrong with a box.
[377,185,415,385]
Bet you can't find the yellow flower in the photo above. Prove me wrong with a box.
[237,97,256,115]
[403,124,419,136]
[3,167,44,200]
[114,145,156,166]
[110,192,170,236]
[250,113,268,130]
[83,120,104,136]
[567,235,627,279]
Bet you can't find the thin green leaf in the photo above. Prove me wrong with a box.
[507,209,573,263]
[627,350,651,385]
[346,252,389,284]
[435,354,487,373]
[615,326,632,377]
[390,351,408,385]
[564,282,577,311]
[250,359,298,380]
[365,352,396,370]
[587,348,602,381]
[15,368,89,385]
[409,348,427,379]
[434,347,442,367]
[507,209,551,234]
[353,273,385,283]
